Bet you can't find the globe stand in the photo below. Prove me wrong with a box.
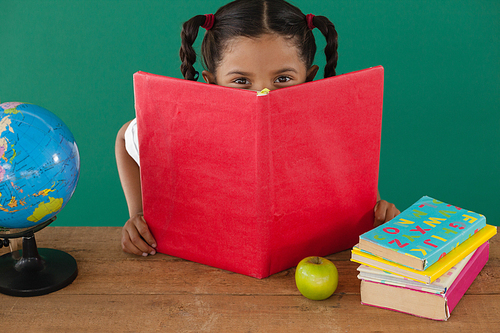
[0,217,78,297]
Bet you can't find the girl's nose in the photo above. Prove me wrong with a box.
[253,82,274,92]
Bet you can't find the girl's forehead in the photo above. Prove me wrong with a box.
[221,34,304,68]
[224,34,297,53]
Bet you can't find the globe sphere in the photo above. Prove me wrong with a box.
[0,102,79,229]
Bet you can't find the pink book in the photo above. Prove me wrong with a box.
[360,241,490,320]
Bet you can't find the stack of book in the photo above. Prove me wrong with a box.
[351,196,497,321]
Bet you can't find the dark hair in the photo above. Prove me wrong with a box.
[179,0,338,81]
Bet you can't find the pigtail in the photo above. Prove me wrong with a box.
[179,15,207,80]
[311,16,338,78]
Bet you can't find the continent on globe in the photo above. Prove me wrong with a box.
[27,197,64,223]
[0,102,80,229]
[0,115,14,132]
[0,115,14,182]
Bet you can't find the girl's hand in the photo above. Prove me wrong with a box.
[121,213,157,256]
[373,200,400,227]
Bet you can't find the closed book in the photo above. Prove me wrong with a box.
[357,248,476,294]
[351,224,496,284]
[360,241,490,321]
[359,196,486,270]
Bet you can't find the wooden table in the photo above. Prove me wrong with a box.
[0,227,498,332]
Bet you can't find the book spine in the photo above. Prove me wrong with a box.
[423,214,486,269]
[255,94,273,278]
[446,241,489,313]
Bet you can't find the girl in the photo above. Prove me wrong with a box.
[116,0,400,256]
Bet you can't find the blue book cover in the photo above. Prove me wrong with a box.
[358,196,486,270]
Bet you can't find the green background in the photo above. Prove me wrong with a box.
[1,0,499,227]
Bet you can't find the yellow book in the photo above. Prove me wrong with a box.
[351,224,496,284]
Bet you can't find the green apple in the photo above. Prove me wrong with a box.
[295,256,338,300]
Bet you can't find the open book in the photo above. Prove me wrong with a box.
[134,66,384,278]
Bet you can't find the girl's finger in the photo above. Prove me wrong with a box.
[135,216,157,250]
[122,230,145,256]
[126,226,154,256]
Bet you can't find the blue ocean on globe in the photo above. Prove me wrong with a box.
[0,102,80,229]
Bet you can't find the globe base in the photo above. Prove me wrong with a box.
[0,235,78,297]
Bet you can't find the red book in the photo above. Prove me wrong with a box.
[134,66,384,278]
[360,241,490,321]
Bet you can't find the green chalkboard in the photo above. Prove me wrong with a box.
[1,0,499,227]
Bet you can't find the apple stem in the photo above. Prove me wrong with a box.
[311,257,322,265]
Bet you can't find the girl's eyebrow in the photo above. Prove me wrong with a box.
[226,70,252,76]
[225,68,298,76]
[274,67,298,74]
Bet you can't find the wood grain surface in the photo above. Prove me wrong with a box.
[0,227,498,332]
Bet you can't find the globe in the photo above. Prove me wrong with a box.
[0,102,80,229]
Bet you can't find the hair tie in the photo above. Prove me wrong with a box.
[306,14,316,30]
[202,14,215,30]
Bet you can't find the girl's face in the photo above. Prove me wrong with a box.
[202,34,318,91]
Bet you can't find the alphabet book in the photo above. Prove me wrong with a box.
[359,196,487,270]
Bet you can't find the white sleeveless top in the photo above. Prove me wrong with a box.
[124,118,140,166]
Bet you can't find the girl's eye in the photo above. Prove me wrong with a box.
[233,78,250,85]
[275,76,291,83]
